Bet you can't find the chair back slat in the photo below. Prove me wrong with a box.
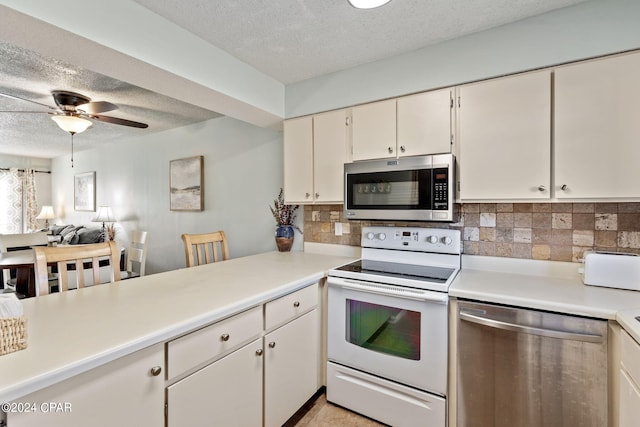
[181,231,229,267]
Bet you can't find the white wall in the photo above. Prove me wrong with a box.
[285,0,640,117]
[50,116,289,274]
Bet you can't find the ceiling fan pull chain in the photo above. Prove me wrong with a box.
[70,132,74,168]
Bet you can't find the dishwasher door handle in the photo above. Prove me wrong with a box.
[459,311,604,343]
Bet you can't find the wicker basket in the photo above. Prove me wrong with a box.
[0,317,27,355]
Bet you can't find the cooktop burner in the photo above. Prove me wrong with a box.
[335,260,455,284]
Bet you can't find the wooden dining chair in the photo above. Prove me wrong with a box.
[33,241,121,296]
[181,231,229,267]
[121,230,149,279]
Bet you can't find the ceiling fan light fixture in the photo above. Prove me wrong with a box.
[348,0,392,9]
[51,115,92,134]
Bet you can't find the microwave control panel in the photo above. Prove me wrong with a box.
[432,167,449,210]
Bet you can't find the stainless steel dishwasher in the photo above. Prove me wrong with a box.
[456,300,608,427]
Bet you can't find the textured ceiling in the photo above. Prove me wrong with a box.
[0,0,588,159]
[132,0,588,84]
[0,42,221,159]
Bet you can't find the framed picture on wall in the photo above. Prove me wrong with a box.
[170,156,204,211]
[74,171,96,212]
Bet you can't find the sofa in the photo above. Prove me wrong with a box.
[49,224,104,245]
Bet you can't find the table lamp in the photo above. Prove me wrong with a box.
[36,205,55,229]
[93,206,116,242]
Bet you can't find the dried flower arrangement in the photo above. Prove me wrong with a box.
[270,188,302,233]
[105,223,117,241]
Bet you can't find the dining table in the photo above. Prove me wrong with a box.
[0,249,38,297]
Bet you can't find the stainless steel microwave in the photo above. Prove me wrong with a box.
[344,154,455,222]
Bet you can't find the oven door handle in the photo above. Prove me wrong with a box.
[328,277,448,304]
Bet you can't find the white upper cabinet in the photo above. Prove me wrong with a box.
[457,70,551,200]
[397,89,453,156]
[555,52,640,199]
[313,109,349,203]
[283,116,313,203]
[351,91,453,161]
[283,111,348,204]
[352,99,397,161]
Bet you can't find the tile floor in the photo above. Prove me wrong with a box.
[291,392,386,426]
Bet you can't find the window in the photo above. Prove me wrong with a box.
[0,168,38,233]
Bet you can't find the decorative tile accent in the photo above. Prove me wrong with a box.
[513,228,532,243]
[303,203,640,262]
[595,213,617,230]
[552,213,572,229]
[480,213,496,227]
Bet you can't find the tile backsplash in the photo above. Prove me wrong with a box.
[303,202,640,262]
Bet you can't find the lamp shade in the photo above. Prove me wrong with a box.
[348,0,391,9]
[51,115,92,134]
[36,205,55,220]
[93,206,116,223]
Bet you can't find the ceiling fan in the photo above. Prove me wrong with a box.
[0,90,148,131]
[0,90,148,166]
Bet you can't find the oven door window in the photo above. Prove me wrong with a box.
[346,170,431,210]
[346,299,420,360]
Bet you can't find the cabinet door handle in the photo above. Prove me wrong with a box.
[305,192,310,199]
[150,366,162,377]
[220,333,230,342]
[400,145,406,153]
[387,146,394,154]
[315,192,319,199]
[537,185,546,192]
[268,341,276,348]
[560,184,568,191]
[293,301,301,308]
[255,348,263,356]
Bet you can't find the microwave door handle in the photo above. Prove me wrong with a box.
[329,277,448,304]
[459,311,603,343]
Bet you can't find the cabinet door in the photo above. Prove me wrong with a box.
[620,370,640,427]
[313,110,348,203]
[284,116,314,204]
[397,89,453,156]
[352,99,397,161]
[555,52,640,199]
[167,339,263,427]
[458,71,551,200]
[8,344,164,427]
[264,309,320,427]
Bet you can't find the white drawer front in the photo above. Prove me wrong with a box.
[265,283,318,330]
[167,306,262,380]
[621,330,640,387]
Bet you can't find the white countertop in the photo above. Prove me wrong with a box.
[0,251,355,403]
[450,255,640,340]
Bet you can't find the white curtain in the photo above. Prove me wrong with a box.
[0,168,39,234]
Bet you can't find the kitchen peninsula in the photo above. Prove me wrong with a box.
[0,251,355,427]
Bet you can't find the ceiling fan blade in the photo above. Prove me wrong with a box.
[0,110,53,114]
[89,114,148,128]
[0,91,57,111]
[78,101,118,114]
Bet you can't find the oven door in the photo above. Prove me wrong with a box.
[327,276,448,395]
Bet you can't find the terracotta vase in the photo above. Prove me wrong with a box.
[275,225,294,252]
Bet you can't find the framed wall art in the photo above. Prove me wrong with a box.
[74,171,96,212]
[170,155,204,211]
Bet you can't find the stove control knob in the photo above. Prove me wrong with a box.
[366,232,375,240]
[426,235,438,244]
[441,236,453,245]
[377,233,387,241]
